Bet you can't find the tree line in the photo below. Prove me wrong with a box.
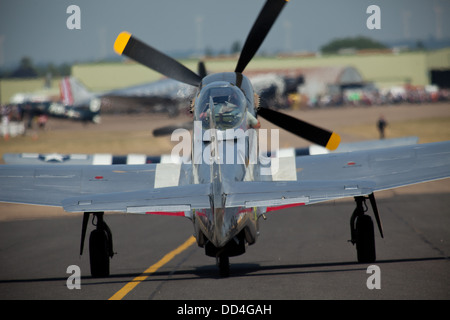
[0,57,71,79]
[320,36,387,54]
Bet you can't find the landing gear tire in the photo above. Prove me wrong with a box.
[89,229,110,277]
[218,255,230,278]
[355,214,376,263]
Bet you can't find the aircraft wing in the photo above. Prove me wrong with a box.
[0,163,209,217]
[224,179,375,209]
[295,140,450,192]
[226,141,450,210]
[61,184,210,215]
[1,141,449,217]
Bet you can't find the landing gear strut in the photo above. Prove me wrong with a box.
[217,254,230,278]
[350,194,383,263]
[80,212,114,277]
[204,231,247,277]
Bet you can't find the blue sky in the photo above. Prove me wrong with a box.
[0,0,449,67]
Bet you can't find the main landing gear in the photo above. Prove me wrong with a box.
[349,194,384,263]
[80,212,114,277]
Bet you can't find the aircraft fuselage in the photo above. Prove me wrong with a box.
[190,72,261,257]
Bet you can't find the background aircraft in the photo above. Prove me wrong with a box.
[59,62,303,120]
[1,0,449,278]
[6,78,101,125]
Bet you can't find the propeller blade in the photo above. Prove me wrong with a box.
[235,0,289,73]
[257,107,341,151]
[198,61,207,78]
[153,121,194,137]
[114,31,202,87]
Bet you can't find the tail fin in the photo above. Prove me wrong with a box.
[59,77,93,105]
[60,77,74,105]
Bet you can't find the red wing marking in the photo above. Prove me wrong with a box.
[266,202,305,213]
[145,211,185,217]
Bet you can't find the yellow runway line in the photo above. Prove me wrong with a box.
[109,236,196,300]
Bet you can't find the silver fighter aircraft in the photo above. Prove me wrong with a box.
[1,0,450,277]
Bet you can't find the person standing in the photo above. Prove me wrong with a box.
[377,115,387,139]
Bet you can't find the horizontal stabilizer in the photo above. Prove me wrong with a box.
[62,184,211,217]
[224,180,375,209]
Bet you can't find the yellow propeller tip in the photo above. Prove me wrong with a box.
[326,132,341,151]
[114,31,132,55]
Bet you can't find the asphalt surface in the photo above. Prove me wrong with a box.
[0,180,449,301]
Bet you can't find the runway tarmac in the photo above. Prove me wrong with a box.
[1,104,449,302]
[0,180,449,300]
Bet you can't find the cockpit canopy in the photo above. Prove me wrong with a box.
[195,82,247,130]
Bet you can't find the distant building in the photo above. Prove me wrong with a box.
[2,48,450,105]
